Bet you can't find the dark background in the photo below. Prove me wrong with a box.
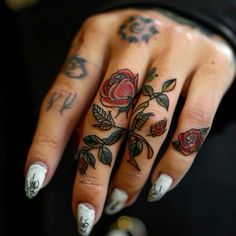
[1,0,236,235]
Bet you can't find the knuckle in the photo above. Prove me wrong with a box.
[33,134,61,150]
[210,39,235,66]
[183,106,212,125]
[78,177,105,197]
[82,13,110,34]
[51,81,77,95]
[118,170,145,192]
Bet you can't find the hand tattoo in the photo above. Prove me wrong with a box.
[63,53,88,79]
[172,128,209,156]
[47,92,77,114]
[119,15,159,43]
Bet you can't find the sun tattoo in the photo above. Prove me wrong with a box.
[119,15,159,43]
[172,128,209,156]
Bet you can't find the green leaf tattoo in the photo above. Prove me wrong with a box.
[98,146,112,165]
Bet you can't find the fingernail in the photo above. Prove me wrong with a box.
[105,188,128,215]
[25,163,47,199]
[148,174,173,202]
[77,203,95,236]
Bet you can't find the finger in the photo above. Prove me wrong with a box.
[72,46,151,235]
[148,59,234,202]
[105,47,199,214]
[24,32,109,199]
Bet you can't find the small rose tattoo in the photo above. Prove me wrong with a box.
[172,128,209,156]
[149,118,167,137]
[100,69,138,116]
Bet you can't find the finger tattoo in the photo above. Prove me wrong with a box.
[63,53,88,79]
[77,69,139,175]
[128,77,176,171]
[172,128,209,155]
[119,15,159,43]
[47,92,77,114]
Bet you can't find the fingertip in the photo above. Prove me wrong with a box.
[77,203,95,236]
[24,162,48,199]
[147,173,173,202]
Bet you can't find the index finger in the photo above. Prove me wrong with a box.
[24,34,108,199]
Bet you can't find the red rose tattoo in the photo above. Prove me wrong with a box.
[149,118,167,137]
[172,128,209,156]
[100,69,138,116]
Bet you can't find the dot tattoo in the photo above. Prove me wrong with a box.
[146,67,158,81]
[64,53,88,79]
[172,128,209,156]
[119,15,159,43]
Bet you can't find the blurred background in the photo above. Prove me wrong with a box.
[1,0,236,235]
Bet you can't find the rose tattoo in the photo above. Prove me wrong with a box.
[172,128,209,156]
[100,69,138,116]
[149,118,167,137]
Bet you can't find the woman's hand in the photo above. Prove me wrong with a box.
[24,9,235,235]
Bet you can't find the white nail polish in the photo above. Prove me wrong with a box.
[105,188,128,215]
[148,174,173,202]
[25,163,47,199]
[77,203,95,236]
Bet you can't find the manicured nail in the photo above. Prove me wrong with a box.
[148,174,173,202]
[77,203,95,236]
[25,163,47,199]
[105,188,128,215]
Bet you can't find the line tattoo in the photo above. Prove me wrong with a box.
[76,68,176,174]
[119,15,159,43]
[46,92,77,114]
[172,127,209,156]
[47,92,62,110]
[60,93,77,114]
[64,53,88,79]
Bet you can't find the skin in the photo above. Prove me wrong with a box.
[25,8,235,232]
